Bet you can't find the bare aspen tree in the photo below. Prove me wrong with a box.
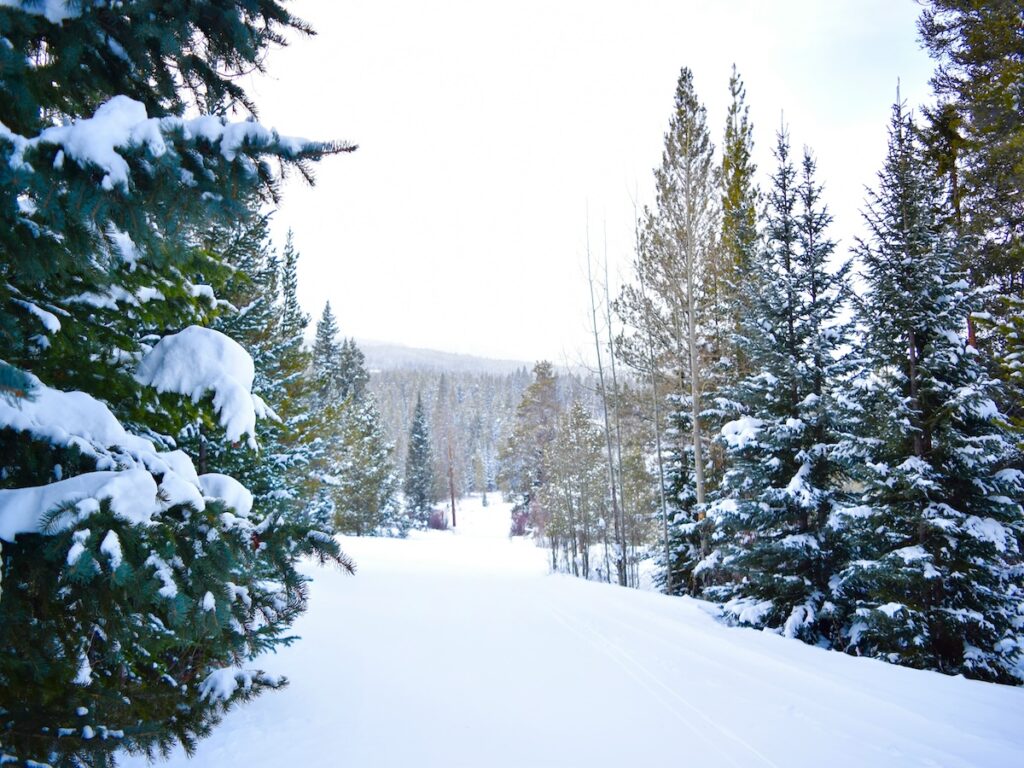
[586,221,628,587]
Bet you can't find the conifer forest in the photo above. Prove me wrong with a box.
[1,2,1024,767]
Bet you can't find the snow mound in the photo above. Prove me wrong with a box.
[0,469,158,541]
[135,326,261,448]
[199,473,254,518]
[0,369,154,461]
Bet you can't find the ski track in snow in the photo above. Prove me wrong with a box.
[122,496,1024,767]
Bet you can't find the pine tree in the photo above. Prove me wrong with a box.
[719,65,760,377]
[404,394,435,526]
[918,1,1024,294]
[643,67,720,594]
[312,301,343,399]
[832,103,1024,682]
[333,395,407,536]
[0,2,353,764]
[499,362,561,535]
[338,338,370,402]
[707,132,853,644]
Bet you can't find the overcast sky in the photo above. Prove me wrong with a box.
[248,0,935,363]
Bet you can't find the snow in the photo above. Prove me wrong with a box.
[135,326,261,447]
[0,470,157,541]
[198,473,253,517]
[12,299,61,334]
[65,528,90,566]
[0,371,154,462]
[198,667,280,704]
[0,0,84,23]
[99,529,122,569]
[120,494,1024,768]
[721,416,763,448]
[2,94,316,193]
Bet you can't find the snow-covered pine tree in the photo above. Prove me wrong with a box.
[326,337,405,537]
[312,301,344,399]
[338,338,370,403]
[0,2,352,764]
[332,393,407,537]
[499,362,561,535]
[832,102,1024,682]
[404,394,435,526]
[707,132,853,644]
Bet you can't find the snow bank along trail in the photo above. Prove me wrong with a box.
[124,495,1024,767]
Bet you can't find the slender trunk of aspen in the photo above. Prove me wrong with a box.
[603,229,630,586]
[587,225,627,587]
[685,240,705,515]
[447,431,457,528]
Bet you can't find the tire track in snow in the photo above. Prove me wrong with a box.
[568,590,992,768]
[545,600,781,768]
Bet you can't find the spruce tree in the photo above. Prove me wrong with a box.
[312,302,343,399]
[499,362,561,535]
[918,1,1024,294]
[333,396,407,537]
[707,132,853,644]
[404,394,435,526]
[832,103,1024,682]
[0,2,352,764]
[338,338,370,402]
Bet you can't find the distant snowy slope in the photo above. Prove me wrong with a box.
[357,339,532,374]
[122,496,1024,768]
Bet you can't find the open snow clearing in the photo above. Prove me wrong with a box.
[127,495,1024,767]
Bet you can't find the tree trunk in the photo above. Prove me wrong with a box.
[587,226,627,586]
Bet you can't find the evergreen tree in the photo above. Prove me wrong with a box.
[499,362,561,535]
[404,394,435,526]
[832,103,1024,682]
[707,132,853,644]
[312,301,343,398]
[918,1,1024,294]
[719,64,760,376]
[0,2,352,764]
[333,395,407,537]
[644,68,719,593]
[338,338,370,403]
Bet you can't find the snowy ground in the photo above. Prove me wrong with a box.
[125,495,1024,767]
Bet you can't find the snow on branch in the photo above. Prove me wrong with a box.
[198,667,282,703]
[135,325,262,448]
[1,94,331,192]
[0,469,158,541]
[0,0,87,24]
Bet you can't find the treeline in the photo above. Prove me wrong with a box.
[498,363,658,586]
[0,2,400,765]
[371,367,531,510]
[504,2,1024,684]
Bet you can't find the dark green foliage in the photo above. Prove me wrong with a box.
[404,394,435,525]
[919,0,1024,293]
[706,132,853,643]
[832,103,1024,682]
[0,1,356,764]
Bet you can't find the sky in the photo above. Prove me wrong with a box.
[247,0,936,364]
